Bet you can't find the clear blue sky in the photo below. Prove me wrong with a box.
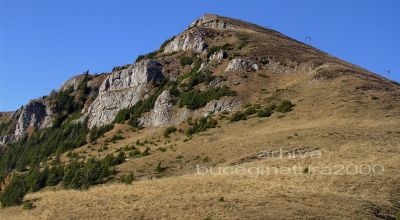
[0,0,399,111]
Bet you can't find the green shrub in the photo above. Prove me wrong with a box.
[230,111,247,122]
[135,51,158,63]
[89,125,114,142]
[180,56,194,66]
[141,147,150,156]
[120,173,134,184]
[28,167,48,192]
[108,134,124,143]
[179,87,236,110]
[63,155,119,190]
[22,201,34,210]
[244,107,257,116]
[276,100,295,113]
[186,117,217,136]
[164,126,177,138]
[0,175,28,207]
[257,109,272,118]
[0,122,9,136]
[206,44,231,58]
[183,72,215,90]
[45,166,64,186]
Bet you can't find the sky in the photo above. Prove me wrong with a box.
[0,0,399,111]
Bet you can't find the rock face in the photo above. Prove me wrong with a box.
[140,90,189,127]
[11,100,53,139]
[189,14,235,30]
[201,97,241,117]
[163,29,206,54]
[60,74,87,92]
[87,60,164,128]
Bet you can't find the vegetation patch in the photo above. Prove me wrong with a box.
[179,87,236,110]
[0,120,88,177]
[180,56,194,66]
[89,124,114,142]
[276,100,295,113]
[164,126,177,138]
[206,43,232,58]
[186,117,217,136]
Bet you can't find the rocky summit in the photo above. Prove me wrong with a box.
[0,14,399,220]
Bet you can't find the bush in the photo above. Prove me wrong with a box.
[89,125,114,142]
[164,126,177,138]
[22,201,34,210]
[0,175,28,207]
[183,72,215,90]
[186,117,217,136]
[230,111,247,122]
[244,107,257,116]
[120,173,134,184]
[276,100,295,113]
[206,44,231,58]
[257,109,272,118]
[180,56,194,66]
[108,134,124,143]
[135,51,158,63]
[179,87,236,110]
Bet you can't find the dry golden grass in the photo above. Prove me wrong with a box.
[1,114,399,219]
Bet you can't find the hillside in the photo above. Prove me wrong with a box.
[0,14,399,219]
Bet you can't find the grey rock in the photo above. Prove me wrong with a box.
[225,58,259,72]
[60,74,87,92]
[11,100,53,139]
[250,63,260,71]
[140,90,189,127]
[210,50,227,60]
[163,29,206,54]
[201,97,241,117]
[198,62,209,72]
[225,58,249,72]
[87,60,164,129]
[189,14,235,30]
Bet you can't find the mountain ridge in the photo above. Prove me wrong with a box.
[0,14,399,219]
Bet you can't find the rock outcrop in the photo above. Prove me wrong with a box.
[60,74,87,92]
[11,100,53,139]
[210,50,228,60]
[87,60,164,128]
[201,97,241,117]
[163,29,206,54]
[140,90,189,127]
[225,58,258,72]
[189,14,235,30]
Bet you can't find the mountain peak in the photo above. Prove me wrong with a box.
[188,14,236,30]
